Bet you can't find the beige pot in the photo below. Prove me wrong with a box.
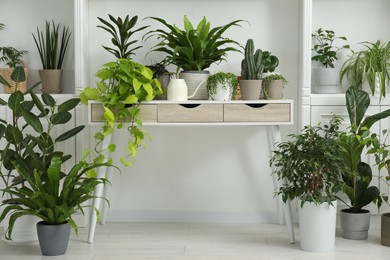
[239,79,262,100]
[39,69,63,94]
[264,80,284,99]
[0,68,29,93]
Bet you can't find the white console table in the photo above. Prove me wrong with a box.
[87,100,295,244]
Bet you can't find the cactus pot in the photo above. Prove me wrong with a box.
[340,209,370,240]
[239,79,262,100]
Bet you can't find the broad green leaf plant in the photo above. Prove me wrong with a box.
[144,16,244,72]
[0,71,112,239]
[80,58,162,166]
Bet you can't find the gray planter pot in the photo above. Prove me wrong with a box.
[264,80,284,99]
[37,221,70,256]
[311,67,341,94]
[39,69,63,94]
[239,79,263,100]
[381,213,390,246]
[179,70,210,100]
[340,209,370,240]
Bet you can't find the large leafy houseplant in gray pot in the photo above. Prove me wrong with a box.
[311,28,350,94]
[336,86,390,240]
[32,20,71,94]
[340,40,390,99]
[0,73,112,255]
[240,38,264,100]
[270,117,344,252]
[144,15,243,100]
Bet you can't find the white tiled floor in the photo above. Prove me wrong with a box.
[0,217,389,260]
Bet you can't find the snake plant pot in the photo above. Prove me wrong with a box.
[298,200,337,252]
[179,70,210,100]
[39,69,63,94]
[2,214,39,245]
[381,213,390,246]
[340,209,370,240]
[239,79,262,100]
[311,68,341,94]
[37,221,70,256]
[264,80,284,99]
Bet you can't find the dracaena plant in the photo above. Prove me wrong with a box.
[80,58,162,166]
[0,74,113,239]
[97,14,148,59]
[143,15,244,72]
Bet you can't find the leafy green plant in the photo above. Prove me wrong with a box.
[32,21,71,69]
[206,72,237,96]
[262,73,288,85]
[336,86,390,213]
[144,15,244,72]
[97,15,148,59]
[262,51,279,73]
[340,40,390,99]
[0,73,112,239]
[311,28,350,68]
[241,39,264,80]
[0,47,28,68]
[80,58,162,166]
[0,65,27,91]
[270,116,345,206]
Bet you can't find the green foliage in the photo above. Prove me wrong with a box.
[80,59,162,166]
[270,116,345,206]
[206,72,238,96]
[144,16,244,72]
[340,40,390,100]
[97,15,148,59]
[241,39,264,80]
[262,73,288,85]
[262,51,279,73]
[0,77,112,239]
[312,28,350,68]
[0,66,28,90]
[336,86,390,212]
[32,21,71,69]
[0,47,28,68]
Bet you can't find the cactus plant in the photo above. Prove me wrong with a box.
[241,39,264,80]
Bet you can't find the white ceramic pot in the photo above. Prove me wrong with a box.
[209,82,234,101]
[311,68,341,94]
[298,200,337,252]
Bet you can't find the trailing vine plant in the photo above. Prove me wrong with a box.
[80,59,162,166]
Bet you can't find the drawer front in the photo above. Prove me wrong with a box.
[90,103,157,123]
[157,104,223,123]
[224,103,291,123]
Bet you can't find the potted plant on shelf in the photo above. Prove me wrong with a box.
[0,75,113,255]
[261,50,279,76]
[311,28,351,94]
[240,38,264,100]
[262,73,288,100]
[144,15,244,100]
[336,86,390,240]
[32,20,71,94]
[80,58,162,166]
[340,40,390,99]
[270,116,345,252]
[206,72,238,101]
[147,62,174,100]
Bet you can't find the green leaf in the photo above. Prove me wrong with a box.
[58,98,80,112]
[8,91,24,111]
[10,67,26,83]
[41,93,56,107]
[21,110,43,133]
[108,144,116,152]
[55,125,85,142]
[345,87,370,130]
[124,94,138,104]
[51,111,72,125]
[5,125,23,144]
[120,157,133,166]
[103,107,115,127]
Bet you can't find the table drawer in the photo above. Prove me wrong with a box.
[157,104,223,123]
[223,103,291,123]
[90,103,157,123]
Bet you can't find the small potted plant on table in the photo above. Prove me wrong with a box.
[206,72,238,101]
[262,73,288,99]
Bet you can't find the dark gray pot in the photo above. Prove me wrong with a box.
[340,209,370,240]
[381,213,390,246]
[36,221,70,256]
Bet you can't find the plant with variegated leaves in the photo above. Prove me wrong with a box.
[80,58,162,166]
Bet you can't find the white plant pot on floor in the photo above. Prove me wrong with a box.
[298,200,337,252]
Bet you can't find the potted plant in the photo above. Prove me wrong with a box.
[147,62,174,100]
[0,23,29,93]
[311,28,351,94]
[261,50,279,75]
[97,14,148,59]
[340,40,390,99]
[144,15,244,100]
[0,74,113,255]
[336,86,390,240]
[270,116,344,252]
[32,20,71,94]
[206,72,238,101]
[262,73,288,99]
[80,58,162,166]
[240,38,264,100]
